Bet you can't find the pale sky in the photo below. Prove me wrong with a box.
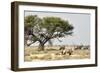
[24,11,90,45]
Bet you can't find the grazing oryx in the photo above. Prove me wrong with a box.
[59,46,65,50]
[74,45,89,50]
[74,45,83,50]
[59,46,73,55]
[67,49,73,56]
[81,46,90,50]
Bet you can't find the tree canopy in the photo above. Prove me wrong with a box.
[24,15,74,50]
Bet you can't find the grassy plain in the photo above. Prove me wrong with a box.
[24,46,90,61]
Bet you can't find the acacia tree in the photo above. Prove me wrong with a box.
[24,15,41,46]
[25,15,74,51]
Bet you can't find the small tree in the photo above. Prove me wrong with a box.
[25,15,74,51]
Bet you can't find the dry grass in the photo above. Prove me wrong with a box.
[24,46,90,62]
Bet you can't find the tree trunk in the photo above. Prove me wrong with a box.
[38,43,45,51]
[24,35,28,46]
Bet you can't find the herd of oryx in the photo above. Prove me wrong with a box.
[56,45,90,56]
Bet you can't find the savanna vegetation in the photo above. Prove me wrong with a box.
[24,15,74,50]
[24,15,90,61]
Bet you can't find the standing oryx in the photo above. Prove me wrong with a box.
[59,45,73,55]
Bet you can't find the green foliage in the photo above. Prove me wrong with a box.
[24,15,74,50]
[42,17,74,35]
[25,15,37,27]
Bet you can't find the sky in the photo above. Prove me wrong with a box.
[25,11,90,45]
